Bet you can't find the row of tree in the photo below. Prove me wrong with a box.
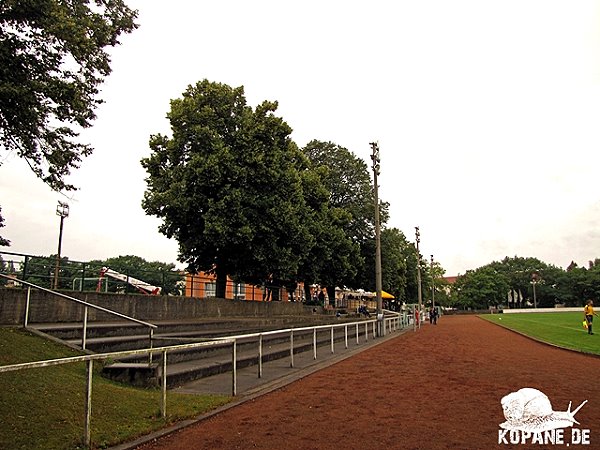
[446,257,600,310]
[141,80,434,302]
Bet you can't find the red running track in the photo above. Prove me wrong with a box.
[137,315,600,450]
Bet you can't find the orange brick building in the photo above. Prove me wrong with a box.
[185,272,304,302]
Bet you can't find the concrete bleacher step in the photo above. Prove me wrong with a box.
[29,315,367,388]
[30,317,308,340]
[30,316,349,341]
[61,326,286,353]
[102,327,363,388]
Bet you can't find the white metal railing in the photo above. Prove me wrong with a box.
[0,340,233,448]
[153,312,405,383]
[0,273,158,358]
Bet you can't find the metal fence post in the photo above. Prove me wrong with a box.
[22,255,29,281]
[84,360,93,448]
[82,306,88,350]
[80,263,86,292]
[356,323,359,345]
[330,326,334,354]
[258,334,263,378]
[148,328,154,365]
[232,340,237,396]
[24,286,31,328]
[344,325,348,349]
[161,350,167,418]
[290,330,294,368]
[365,323,368,342]
[313,328,317,360]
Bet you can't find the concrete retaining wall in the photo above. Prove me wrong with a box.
[0,288,309,325]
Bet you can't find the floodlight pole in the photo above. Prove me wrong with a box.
[53,201,69,290]
[415,227,422,329]
[431,254,435,309]
[370,142,384,337]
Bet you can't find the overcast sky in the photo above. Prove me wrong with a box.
[1,0,600,277]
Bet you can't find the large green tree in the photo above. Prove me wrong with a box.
[303,140,383,245]
[453,266,510,310]
[142,80,312,298]
[0,0,138,242]
[488,256,562,308]
[301,140,387,298]
[359,227,411,303]
[404,241,422,304]
[379,228,410,303]
[295,165,357,302]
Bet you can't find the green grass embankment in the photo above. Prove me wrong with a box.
[0,327,231,449]
[481,312,600,356]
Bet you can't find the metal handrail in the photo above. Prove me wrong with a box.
[153,313,403,344]
[0,273,157,329]
[0,273,157,357]
[0,339,235,448]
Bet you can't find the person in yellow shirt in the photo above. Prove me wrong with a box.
[584,300,598,335]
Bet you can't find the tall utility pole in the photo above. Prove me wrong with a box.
[53,201,69,290]
[370,142,383,336]
[431,254,435,309]
[415,227,422,329]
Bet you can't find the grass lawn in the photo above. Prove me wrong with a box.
[0,327,231,450]
[480,312,600,356]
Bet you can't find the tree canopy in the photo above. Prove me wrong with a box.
[0,0,138,244]
[302,140,385,245]
[449,256,600,310]
[299,140,372,298]
[142,80,312,297]
[0,0,138,190]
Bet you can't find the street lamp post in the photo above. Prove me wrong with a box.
[53,201,69,290]
[415,227,422,330]
[532,272,538,309]
[370,142,383,336]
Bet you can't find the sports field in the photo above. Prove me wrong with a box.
[481,312,600,355]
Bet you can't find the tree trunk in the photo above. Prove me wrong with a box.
[215,266,227,299]
[304,282,312,305]
[327,286,336,308]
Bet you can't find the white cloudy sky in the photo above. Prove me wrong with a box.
[1,0,600,276]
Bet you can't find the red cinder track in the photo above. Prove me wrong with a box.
[137,315,600,450]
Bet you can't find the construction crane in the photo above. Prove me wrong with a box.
[96,267,161,295]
